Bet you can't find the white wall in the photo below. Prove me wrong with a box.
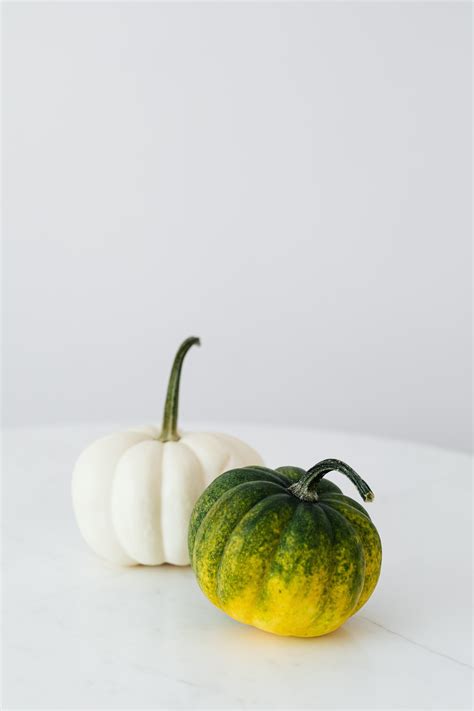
[3,2,472,451]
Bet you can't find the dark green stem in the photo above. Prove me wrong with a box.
[159,336,200,442]
[288,458,374,503]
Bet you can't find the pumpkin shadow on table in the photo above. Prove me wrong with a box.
[201,602,357,654]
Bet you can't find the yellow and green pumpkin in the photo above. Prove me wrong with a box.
[188,459,382,637]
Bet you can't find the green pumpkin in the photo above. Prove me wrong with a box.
[188,459,382,637]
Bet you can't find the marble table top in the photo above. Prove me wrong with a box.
[3,422,472,709]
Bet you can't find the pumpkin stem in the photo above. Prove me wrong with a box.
[288,459,374,503]
[159,336,200,442]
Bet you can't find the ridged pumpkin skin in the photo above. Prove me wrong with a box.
[189,464,382,637]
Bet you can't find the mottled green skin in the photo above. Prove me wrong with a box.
[189,465,382,637]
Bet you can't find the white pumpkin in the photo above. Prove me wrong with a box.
[72,337,263,566]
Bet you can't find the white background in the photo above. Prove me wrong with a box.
[3,1,472,452]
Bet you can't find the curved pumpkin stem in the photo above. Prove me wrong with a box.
[288,459,374,503]
[159,336,200,442]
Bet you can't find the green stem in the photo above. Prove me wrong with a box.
[288,459,374,503]
[159,336,200,442]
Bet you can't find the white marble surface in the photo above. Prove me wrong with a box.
[3,423,473,709]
